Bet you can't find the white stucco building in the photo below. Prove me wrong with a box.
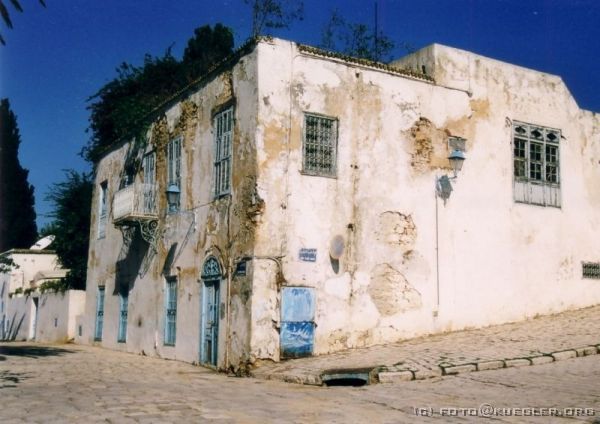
[0,248,84,342]
[81,37,600,371]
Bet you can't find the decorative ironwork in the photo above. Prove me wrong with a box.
[583,262,600,279]
[303,113,338,177]
[202,257,222,280]
[139,219,159,247]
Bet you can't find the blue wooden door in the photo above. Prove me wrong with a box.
[280,287,315,358]
[201,280,219,366]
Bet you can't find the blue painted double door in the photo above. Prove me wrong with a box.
[280,287,315,358]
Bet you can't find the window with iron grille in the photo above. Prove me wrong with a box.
[164,277,177,346]
[214,107,233,197]
[94,286,105,341]
[167,137,182,210]
[303,113,338,177]
[512,121,561,207]
[117,293,128,343]
[582,262,600,279]
[98,181,108,239]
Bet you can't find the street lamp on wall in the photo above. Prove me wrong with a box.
[436,143,467,202]
[166,184,180,212]
[448,149,466,178]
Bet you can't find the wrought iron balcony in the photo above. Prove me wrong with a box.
[112,183,158,225]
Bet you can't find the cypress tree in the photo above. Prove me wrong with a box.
[0,98,37,252]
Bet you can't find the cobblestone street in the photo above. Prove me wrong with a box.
[253,305,600,385]
[1,342,600,423]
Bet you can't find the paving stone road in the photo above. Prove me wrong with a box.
[1,342,600,423]
[253,305,600,385]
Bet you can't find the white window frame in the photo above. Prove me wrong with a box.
[97,181,108,239]
[164,277,177,346]
[512,121,561,207]
[302,112,338,177]
[214,107,233,197]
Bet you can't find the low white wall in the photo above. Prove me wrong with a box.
[3,295,34,341]
[35,290,86,343]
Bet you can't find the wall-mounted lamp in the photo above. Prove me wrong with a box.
[448,149,466,178]
[436,146,467,202]
[166,184,180,212]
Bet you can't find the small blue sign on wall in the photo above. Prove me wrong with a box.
[299,248,317,262]
[235,260,247,276]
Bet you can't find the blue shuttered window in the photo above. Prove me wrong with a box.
[214,107,233,197]
[164,278,177,346]
[117,293,128,343]
[94,286,105,341]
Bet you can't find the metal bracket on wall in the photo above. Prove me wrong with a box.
[138,219,161,278]
[138,219,160,250]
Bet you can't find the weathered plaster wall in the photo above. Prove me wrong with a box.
[35,290,86,343]
[251,39,600,360]
[83,47,260,371]
[82,38,600,367]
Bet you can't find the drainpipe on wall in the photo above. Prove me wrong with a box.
[434,175,440,317]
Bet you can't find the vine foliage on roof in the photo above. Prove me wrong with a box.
[83,23,234,164]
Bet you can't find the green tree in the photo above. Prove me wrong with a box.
[0,98,37,252]
[320,9,396,62]
[182,23,234,82]
[43,170,92,290]
[83,51,182,163]
[0,255,18,273]
[83,24,235,164]
[245,0,303,37]
[0,0,45,45]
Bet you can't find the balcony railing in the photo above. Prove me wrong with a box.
[112,183,158,224]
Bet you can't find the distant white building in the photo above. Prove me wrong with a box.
[1,248,84,342]
[81,37,600,371]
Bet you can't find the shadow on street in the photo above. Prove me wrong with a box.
[0,344,75,360]
[0,370,32,389]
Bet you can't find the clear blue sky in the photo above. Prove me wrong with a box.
[1,0,599,229]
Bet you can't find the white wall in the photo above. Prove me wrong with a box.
[35,290,86,343]
[250,39,600,359]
